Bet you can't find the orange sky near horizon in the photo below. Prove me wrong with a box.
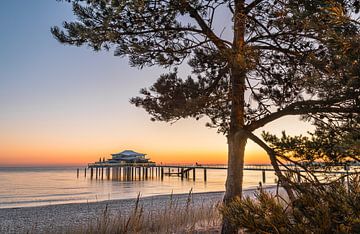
[0,114,277,166]
[0,145,269,167]
[0,115,312,167]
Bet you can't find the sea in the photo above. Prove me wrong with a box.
[0,166,277,209]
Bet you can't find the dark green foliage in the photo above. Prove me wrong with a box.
[262,115,360,164]
[221,178,360,233]
[53,0,360,134]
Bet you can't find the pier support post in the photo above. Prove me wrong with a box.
[128,167,131,180]
[125,167,128,181]
[84,168,87,178]
[77,168,79,178]
[193,168,196,181]
[90,167,93,179]
[101,167,104,180]
[161,167,164,180]
[96,168,98,179]
[204,168,207,182]
[181,168,184,180]
[262,170,266,183]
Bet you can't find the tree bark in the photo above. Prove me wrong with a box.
[222,132,247,233]
[221,1,246,233]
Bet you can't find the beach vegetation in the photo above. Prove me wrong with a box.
[221,176,360,233]
[69,192,221,234]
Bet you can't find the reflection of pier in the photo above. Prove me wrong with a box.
[75,163,356,184]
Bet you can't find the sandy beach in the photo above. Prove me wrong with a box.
[0,186,278,234]
[0,191,223,233]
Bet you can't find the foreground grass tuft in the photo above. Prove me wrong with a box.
[68,192,221,234]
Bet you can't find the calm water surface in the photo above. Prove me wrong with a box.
[0,167,277,208]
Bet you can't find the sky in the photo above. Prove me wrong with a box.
[0,1,313,166]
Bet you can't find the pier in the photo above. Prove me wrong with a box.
[78,163,356,184]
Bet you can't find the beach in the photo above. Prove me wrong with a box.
[0,186,280,234]
[0,191,223,233]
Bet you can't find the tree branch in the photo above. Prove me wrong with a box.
[245,0,264,14]
[181,0,230,53]
[247,99,360,131]
[237,129,295,201]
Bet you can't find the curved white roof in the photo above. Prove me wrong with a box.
[111,150,146,156]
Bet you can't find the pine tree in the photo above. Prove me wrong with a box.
[52,1,360,232]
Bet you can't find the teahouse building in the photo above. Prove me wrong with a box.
[107,150,151,163]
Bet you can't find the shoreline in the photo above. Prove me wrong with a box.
[0,184,276,211]
[0,185,277,234]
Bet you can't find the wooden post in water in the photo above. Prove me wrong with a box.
[161,167,164,180]
[128,167,131,180]
[90,167,93,179]
[111,167,115,180]
[96,167,98,179]
[113,167,119,180]
[262,170,266,183]
[77,168,79,178]
[204,168,207,182]
[84,168,87,178]
[181,168,184,180]
[124,167,127,181]
[145,167,148,179]
[101,167,104,180]
[193,168,196,181]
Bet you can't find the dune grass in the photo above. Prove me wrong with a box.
[64,191,222,234]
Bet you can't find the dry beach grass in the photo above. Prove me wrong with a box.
[0,190,225,234]
[0,186,277,234]
[73,192,222,233]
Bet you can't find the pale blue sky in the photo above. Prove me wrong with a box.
[0,1,312,166]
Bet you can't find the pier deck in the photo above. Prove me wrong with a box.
[75,163,355,183]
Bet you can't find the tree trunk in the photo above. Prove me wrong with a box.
[224,0,246,201]
[222,131,247,233]
[224,132,247,202]
[221,1,246,232]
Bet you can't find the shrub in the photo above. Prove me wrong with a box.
[221,177,360,233]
